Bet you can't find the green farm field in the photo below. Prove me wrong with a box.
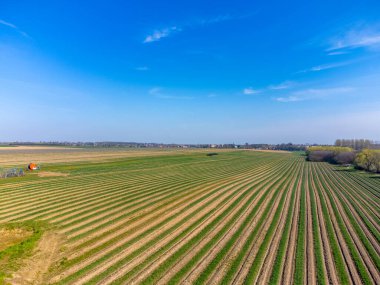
[0,148,379,284]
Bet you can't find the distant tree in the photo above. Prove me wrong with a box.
[334,152,356,165]
[335,139,342,147]
[374,152,380,173]
[306,146,355,164]
[307,150,334,162]
[335,138,373,150]
[355,149,380,172]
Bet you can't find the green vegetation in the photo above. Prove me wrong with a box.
[356,149,380,173]
[313,165,351,285]
[307,145,380,174]
[308,167,327,285]
[306,146,355,164]
[0,221,47,283]
[267,174,298,284]
[307,146,353,153]
[293,168,306,284]
[0,149,379,284]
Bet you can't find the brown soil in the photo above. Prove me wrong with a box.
[142,162,292,285]
[228,183,286,284]
[37,172,69,177]
[66,179,252,284]
[128,183,261,285]
[64,173,244,249]
[0,146,77,150]
[134,163,288,285]
[158,177,274,285]
[64,162,274,251]
[7,232,63,285]
[339,187,380,255]
[54,162,279,284]
[208,167,293,285]
[319,165,379,283]
[252,168,298,284]
[50,170,257,283]
[309,164,334,285]
[317,172,361,284]
[0,228,32,251]
[305,169,317,285]
[0,147,234,166]
[324,166,380,253]
[281,167,303,284]
[249,149,291,154]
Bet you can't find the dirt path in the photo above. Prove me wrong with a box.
[249,149,291,154]
[7,232,63,285]
[37,171,69,177]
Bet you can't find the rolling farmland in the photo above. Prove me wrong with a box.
[0,149,379,284]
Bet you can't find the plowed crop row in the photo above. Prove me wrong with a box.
[0,149,379,284]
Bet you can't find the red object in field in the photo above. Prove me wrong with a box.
[28,163,38,170]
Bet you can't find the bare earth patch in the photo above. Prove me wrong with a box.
[250,149,291,153]
[0,147,233,166]
[7,232,63,285]
[0,146,78,151]
[0,228,32,251]
[37,172,69,178]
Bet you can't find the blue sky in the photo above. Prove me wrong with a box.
[1,0,380,144]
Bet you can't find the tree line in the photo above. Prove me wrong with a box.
[306,145,380,173]
[334,139,379,150]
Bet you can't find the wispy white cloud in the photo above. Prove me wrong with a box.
[0,19,17,29]
[155,94,194,100]
[243,81,295,96]
[149,87,194,100]
[310,61,352,72]
[327,50,349,56]
[275,87,354,103]
[310,62,346,71]
[0,19,29,38]
[197,14,235,25]
[297,60,353,73]
[268,81,295,90]
[327,25,380,51]
[143,14,242,44]
[144,26,181,43]
[276,96,300,102]
[136,66,149,71]
[148,87,161,95]
[243,87,260,95]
